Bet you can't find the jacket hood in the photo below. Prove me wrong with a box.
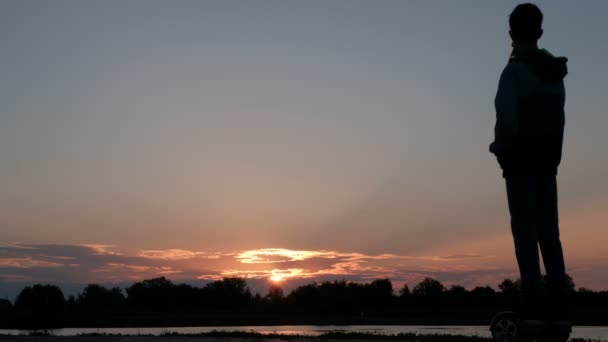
[514,48,568,83]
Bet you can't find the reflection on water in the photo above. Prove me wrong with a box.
[1,325,608,340]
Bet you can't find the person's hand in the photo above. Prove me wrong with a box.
[496,151,515,171]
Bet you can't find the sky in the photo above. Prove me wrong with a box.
[1,1,608,300]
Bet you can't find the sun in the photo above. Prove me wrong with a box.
[269,275,283,282]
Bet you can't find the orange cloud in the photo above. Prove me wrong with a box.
[195,248,495,284]
[235,248,491,265]
[236,248,331,263]
[0,257,65,268]
[137,249,222,260]
[79,244,122,256]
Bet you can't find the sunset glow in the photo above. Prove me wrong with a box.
[1,238,608,295]
[270,274,283,282]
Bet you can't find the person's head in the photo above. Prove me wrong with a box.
[509,3,543,49]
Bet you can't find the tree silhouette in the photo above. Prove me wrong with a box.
[265,284,284,301]
[542,273,576,293]
[366,278,394,310]
[368,279,393,296]
[470,286,496,308]
[412,277,445,308]
[0,298,11,328]
[201,277,252,310]
[498,278,521,295]
[447,285,467,296]
[316,280,351,314]
[285,282,319,314]
[126,276,177,311]
[265,284,284,313]
[13,284,65,328]
[78,284,125,312]
[413,277,445,297]
[4,274,608,329]
[446,285,467,306]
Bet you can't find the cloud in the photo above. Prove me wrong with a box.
[0,243,500,288]
[236,248,338,264]
[91,263,183,280]
[0,257,65,268]
[0,242,42,250]
[79,244,123,256]
[436,254,487,260]
[233,248,484,265]
[193,248,501,289]
[137,249,222,261]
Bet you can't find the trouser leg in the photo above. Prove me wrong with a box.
[506,176,543,311]
[536,175,569,318]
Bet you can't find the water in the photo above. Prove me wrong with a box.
[1,325,608,340]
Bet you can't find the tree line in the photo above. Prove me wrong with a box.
[1,275,607,329]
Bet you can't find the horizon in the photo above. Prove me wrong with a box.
[0,244,518,301]
[0,243,599,302]
[0,263,575,303]
[2,0,608,299]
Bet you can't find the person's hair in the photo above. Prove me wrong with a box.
[509,3,543,42]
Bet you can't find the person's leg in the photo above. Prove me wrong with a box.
[536,175,569,319]
[505,175,543,317]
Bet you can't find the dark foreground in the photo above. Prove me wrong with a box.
[0,331,605,342]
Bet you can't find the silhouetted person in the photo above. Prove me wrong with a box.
[490,3,569,321]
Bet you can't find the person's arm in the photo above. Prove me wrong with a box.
[490,63,519,156]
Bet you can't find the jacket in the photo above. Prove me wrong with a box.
[489,48,568,177]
